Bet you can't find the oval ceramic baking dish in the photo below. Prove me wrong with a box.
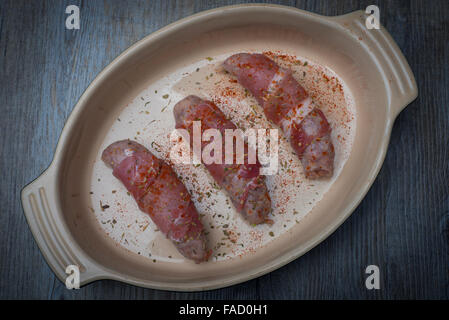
[21,4,417,291]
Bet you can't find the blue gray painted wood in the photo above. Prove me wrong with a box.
[0,0,447,299]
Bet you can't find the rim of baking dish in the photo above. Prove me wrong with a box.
[22,3,417,291]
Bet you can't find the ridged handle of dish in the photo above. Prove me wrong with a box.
[332,10,418,118]
[21,166,106,287]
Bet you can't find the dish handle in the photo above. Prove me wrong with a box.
[332,10,418,118]
[21,165,107,288]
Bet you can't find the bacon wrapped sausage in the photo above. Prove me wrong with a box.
[224,53,335,179]
[102,139,209,263]
[174,95,272,225]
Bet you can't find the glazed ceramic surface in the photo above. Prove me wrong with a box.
[21,4,417,291]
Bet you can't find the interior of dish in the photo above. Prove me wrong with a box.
[56,10,391,286]
[90,49,356,264]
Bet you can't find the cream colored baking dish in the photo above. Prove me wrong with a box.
[21,4,417,291]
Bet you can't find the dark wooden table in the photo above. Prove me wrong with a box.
[1,0,447,300]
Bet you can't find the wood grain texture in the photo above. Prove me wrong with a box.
[0,0,447,299]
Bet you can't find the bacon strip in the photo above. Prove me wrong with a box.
[224,53,335,179]
[174,95,272,225]
[102,139,209,263]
